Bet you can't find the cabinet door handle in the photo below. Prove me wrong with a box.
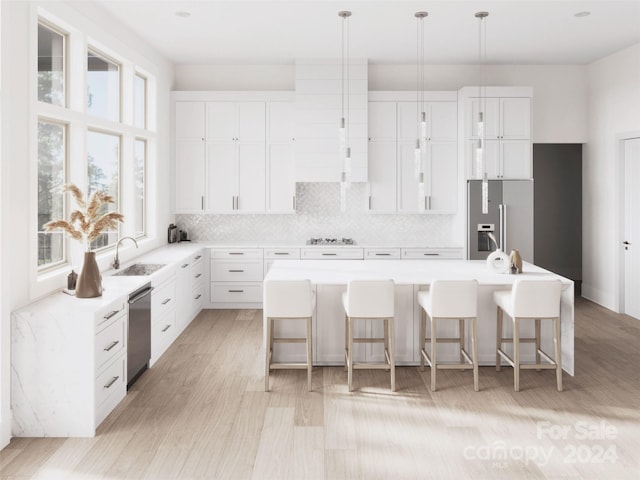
[161,324,172,332]
[376,253,391,256]
[104,376,119,389]
[228,289,244,293]
[232,196,235,210]
[322,253,337,256]
[423,253,439,256]
[195,255,202,260]
[195,273,202,278]
[369,195,372,210]
[103,310,120,320]
[201,196,204,210]
[104,340,120,352]
[181,263,189,268]
[293,196,296,210]
[229,252,244,255]
[161,298,171,305]
[229,269,244,273]
[195,294,202,300]
[274,252,289,256]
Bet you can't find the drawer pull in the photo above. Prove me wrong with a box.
[104,340,120,352]
[104,376,119,389]
[274,252,289,256]
[195,294,202,300]
[229,252,244,256]
[103,310,120,320]
[376,253,391,256]
[161,324,172,333]
[181,263,189,268]
[229,289,244,293]
[195,273,202,278]
[322,253,337,256]
[161,298,171,305]
[423,253,439,256]
[195,255,202,260]
[229,269,244,273]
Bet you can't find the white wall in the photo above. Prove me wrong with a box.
[0,0,174,448]
[583,43,640,310]
[175,63,588,143]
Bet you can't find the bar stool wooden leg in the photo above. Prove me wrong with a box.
[419,308,426,371]
[459,319,465,364]
[535,318,541,371]
[306,315,313,392]
[471,317,479,392]
[384,318,389,368]
[344,314,348,372]
[389,317,396,392]
[496,307,503,372]
[265,317,272,392]
[430,317,437,392]
[513,318,520,392]
[348,316,354,392]
[554,317,563,392]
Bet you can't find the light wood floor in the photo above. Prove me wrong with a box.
[2,298,640,479]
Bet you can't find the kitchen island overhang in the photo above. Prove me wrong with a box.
[264,259,574,376]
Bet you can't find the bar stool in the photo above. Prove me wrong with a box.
[264,279,315,392]
[494,279,563,392]
[417,280,479,392]
[343,279,395,392]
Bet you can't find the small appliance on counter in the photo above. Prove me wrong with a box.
[179,229,190,242]
[168,224,178,243]
[306,237,355,245]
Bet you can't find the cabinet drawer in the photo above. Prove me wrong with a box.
[152,310,177,361]
[365,248,401,259]
[211,260,263,281]
[211,283,263,303]
[401,248,463,260]
[152,280,177,317]
[210,248,263,259]
[300,248,364,260]
[95,354,126,409]
[95,300,127,329]
[192,283,205,312]
[264,248,300,259]
[95,313,126,372]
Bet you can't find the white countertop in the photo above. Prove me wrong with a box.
[264,259,573,286]
[205,242,462,249]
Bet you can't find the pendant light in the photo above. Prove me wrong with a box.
[475,11,489,214]
[339,10,352,212]
[415,12,428,212]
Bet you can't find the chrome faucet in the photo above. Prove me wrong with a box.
[112,236,139,269]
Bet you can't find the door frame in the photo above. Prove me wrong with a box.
[616,131,640,314]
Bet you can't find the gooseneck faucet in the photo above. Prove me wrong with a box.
[112,236,139,269]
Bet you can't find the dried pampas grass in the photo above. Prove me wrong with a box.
[44,183,124,251]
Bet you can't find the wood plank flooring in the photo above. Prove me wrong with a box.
[2,298,640,479]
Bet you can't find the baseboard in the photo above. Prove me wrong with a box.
[581,283,618,312]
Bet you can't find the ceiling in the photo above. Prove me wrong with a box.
[94,0,640,65]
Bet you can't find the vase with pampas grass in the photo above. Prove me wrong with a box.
[44,184,124,298]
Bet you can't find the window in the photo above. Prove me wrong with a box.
[134,74,146,129]
[87,131,120,249]
[38,23,65,106]
[38,120,66,268]
[133,139,146,236]
[87,49,120,122]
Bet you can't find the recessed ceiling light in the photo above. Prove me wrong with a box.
[175,11,191,18]
[574,11,591,18]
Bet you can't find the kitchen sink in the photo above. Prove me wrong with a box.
[113,263,166,276]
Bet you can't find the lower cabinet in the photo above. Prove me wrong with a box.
[210,248,264,306]
[11,297,128,437]
[151,275,178,366]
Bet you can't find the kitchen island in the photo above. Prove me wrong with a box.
[264,259,574,375]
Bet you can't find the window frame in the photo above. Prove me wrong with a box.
[37,19,68,109]
[134,72,147,130]
[86,46,122,123]
[133,137,147,239]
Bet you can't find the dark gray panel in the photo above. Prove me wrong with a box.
[468,180,502,259]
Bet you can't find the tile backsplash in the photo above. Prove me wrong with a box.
[176,183,453,245]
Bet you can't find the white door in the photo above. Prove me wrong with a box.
[468,139,500,179]
[237,102,266,143]
[466,97,500,139]
[397,141,423,213]
[624,137,640,319]
[266,143,295,213]
[500,139,531,179]
[175,140,205,213]
[237,143,266,213]
[206,143,236,213]
[175,101,205,140]
[428,141,457,212]
[428,102,457,142]
[368,102,397,142]
[500,98,531,139]
[368,142,397,212]
[206,102,236,142]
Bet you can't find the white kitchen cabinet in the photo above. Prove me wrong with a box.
[175,249,205,334]
[300,247,364,260]
[11,297,128,437]
[206,101,266,214]
[174,101,206,213]
[151,275,178,365]
[266,102,296,213]
[462,89,532,179]
[364,247,401,259]
[264,247,301,275]
[400,247,463,259]
[210,248,264,306]
[368,97,457,214]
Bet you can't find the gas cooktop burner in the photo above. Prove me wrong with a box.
[307,237,355,245]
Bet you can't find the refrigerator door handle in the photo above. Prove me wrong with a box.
[498,203,505,251]
[503,203,507,251]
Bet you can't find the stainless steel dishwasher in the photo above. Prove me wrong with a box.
[128,282,154,388]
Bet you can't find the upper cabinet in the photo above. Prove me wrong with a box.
[172,92,296,215]
[460,87,533,179]
[367,92,458,214]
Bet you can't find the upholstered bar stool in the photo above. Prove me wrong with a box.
[343,279,396,392]
[264,279,315,392]
[494,279,563,392]
[417,280,479,392]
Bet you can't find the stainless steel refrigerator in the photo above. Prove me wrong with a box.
[467,180,534,261]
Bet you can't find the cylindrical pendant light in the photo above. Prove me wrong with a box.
[415,11,428,211]
[339,10,352,212]
[475,11,489,214]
